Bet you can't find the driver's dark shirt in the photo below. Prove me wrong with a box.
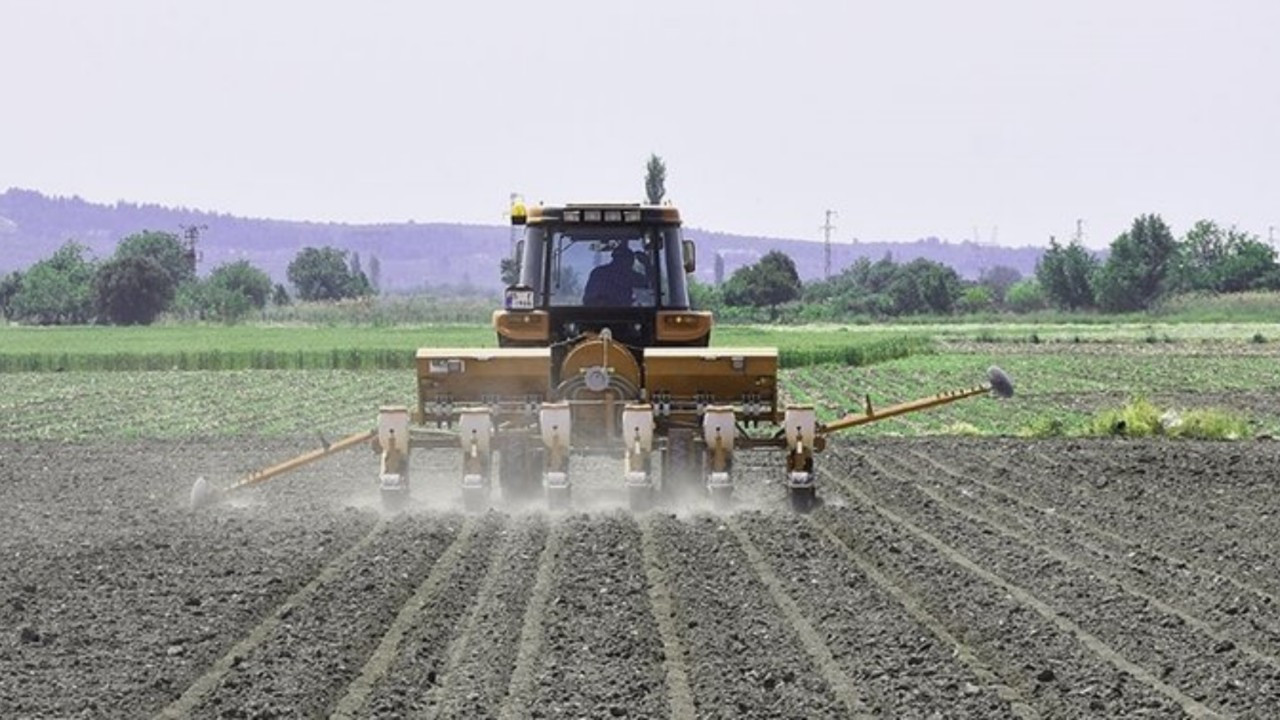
[583,258,647,306]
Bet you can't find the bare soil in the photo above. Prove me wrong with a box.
[2,436,1278,718]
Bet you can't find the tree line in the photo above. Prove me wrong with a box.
[5,212,1273,326]
[0,231,377,325]
[700,214,1279,319]
[1035,216,1279,312]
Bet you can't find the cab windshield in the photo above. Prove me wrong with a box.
[521,224,690,309]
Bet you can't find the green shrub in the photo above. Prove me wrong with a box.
[1166,409,1250,440]
[1005,279,1048,313]
[941,421,982,436]
[1089,396,1162,436]
[1021,416,1066,438]
[1087,397,1248,440]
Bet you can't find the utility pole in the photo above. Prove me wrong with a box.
[1270,225,1276,247]
[179,223,206,277]
[821,209,837,280]
[1074,218,1084,245]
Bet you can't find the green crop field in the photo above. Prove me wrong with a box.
[0,323,932,371]
[0,370,414,441]
[2,320,1278,442]
[0,325,495,371]
[786,342,1280,438]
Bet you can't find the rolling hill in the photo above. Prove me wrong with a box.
[0,188,1044,292]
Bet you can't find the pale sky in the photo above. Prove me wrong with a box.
[2,1,1277,249]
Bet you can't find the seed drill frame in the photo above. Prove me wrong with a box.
[191,202,1013,512]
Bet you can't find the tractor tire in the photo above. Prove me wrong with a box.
[662,428,705,504]
[499,437,543,505]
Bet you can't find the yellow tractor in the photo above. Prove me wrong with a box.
[191,201,1013,513]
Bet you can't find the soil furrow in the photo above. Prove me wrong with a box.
[1029,442,1280,515]
[496,520,565,720]
[330,515,484,718]
[967,442,1280,602]
[524,513,669,719]
[338,514,504,718]
[799,513,1040,719]
[638,514,697,720]
[0,440,384,719]
[418,515,549,720]
[853,452,1274,717]
[905,447,1280,661]
[154,518,388,719]
[816,464,1199,717]
[649,513,848,719]
[7,438,1280,718]
[723,516,876,718]
[181,513,474,718]
[1017,446,1280,599]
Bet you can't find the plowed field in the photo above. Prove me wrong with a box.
[3,437,1278,718]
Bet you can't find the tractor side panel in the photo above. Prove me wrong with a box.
[416,348,551,423]
[644,347,778,421]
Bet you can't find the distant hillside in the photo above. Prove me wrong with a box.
[0,188,1044,291]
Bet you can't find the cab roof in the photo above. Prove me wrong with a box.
[517,203,681,226]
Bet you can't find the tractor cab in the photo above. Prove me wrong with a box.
[496,203,711,351]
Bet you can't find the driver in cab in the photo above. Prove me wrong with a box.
[583,243,648,306]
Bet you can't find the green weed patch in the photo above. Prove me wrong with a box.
[1088,397,1249,440]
